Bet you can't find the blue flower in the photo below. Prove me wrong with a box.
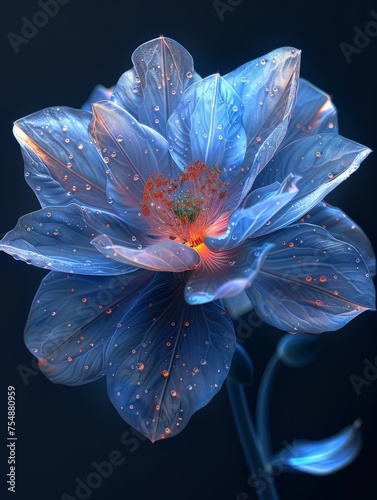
[1,37,375,441]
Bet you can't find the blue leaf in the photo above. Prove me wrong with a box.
[278,78,338,150]
[246,223,376,333]
[0,204,148,275]
[106,272,236,441]
[13,107,111,211]
[89,100,172,231]
[271,420,362,475]
[112,36,201,136]
[250,134,371,236]
[299,201,376,277]
[224,47,300,196]
[25,270,153,385]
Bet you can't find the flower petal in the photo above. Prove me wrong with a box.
[13,107,111,211]
[167,74,246,179]
[92,235,200,272]
[224,47,300,197]
[246,223,376,333]
[25,269,153,385]
[206,175,299,251]
[105,272,236,441]
[278,78,338,150]
[81,84,113,111]
[0,204,143,275]
[89,100,172,230]
[185,242,273,305]
[112,36,201,136]
[299,202,376,277]
[271,420,362,475]
[250,134,371,236]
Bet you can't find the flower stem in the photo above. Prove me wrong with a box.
[227,378,279,500]
[256,352,280,459]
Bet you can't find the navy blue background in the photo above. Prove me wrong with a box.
[1,0,377,499]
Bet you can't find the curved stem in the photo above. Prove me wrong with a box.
[256,353,280,460]
[227,379,279,500]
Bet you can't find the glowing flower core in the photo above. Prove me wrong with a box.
[142,161,228,248]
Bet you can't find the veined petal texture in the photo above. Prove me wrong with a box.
[224,46,301,197]
[25,269,153,385]
[89,101,172,230]
[106,272,236,441]
[279,78,338,149]
[0,204,151,275]
[112,36,201,136]
[250,134,371,236]
[246,224,376,333]
[13,107,111,211]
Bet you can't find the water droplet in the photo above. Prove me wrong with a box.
[319,275,327,283]
[186,71,193,78]
[233,105,238,112]
[131,236,137,241]
[78,144,84,150]
[184,321,190,327]
[162,370,169,378]
[260,58,266,65]
[85,184,91,191]
[306,276,313,282]
[133,174,139,181]
[315,300,323,306]
[171,390,177,397]
[136,362,145,371]
[200,359,207,365]
[67,357,73,362]
[106,307,112,314]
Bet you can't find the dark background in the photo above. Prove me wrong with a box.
[1,0,377,499]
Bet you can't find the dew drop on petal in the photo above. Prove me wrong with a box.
[162,370,169,378]
[136,362,145,371]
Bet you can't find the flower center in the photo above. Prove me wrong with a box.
[142,162,228,248]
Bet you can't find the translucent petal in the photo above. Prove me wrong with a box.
[89,100,172,230]
[105,272,236,441]
[271,420,362,475]
[167,75,246,190]
[279,78,338,149]
[224,47,300,198]
[250,134,371,236]
[246,223,376,333]
[111,36,201,136]
[13,107,111,211]
[0,204,143,275]
[25,269,153,385]
[185,242,274,305]
[206,175,299,251]
[81,84,113,111]
[92,234,199,272]
[299,202,376,277]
